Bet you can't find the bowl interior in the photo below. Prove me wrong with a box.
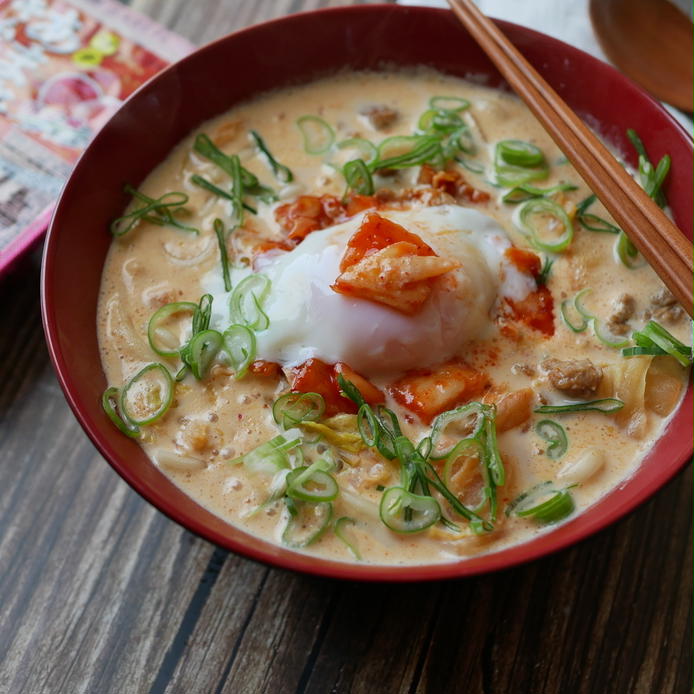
[42,4,693,581]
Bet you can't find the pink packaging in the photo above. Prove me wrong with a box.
[0,0,194,275]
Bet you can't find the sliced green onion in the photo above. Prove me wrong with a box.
[379,487,441,534]
[575,194,620,233]
[273,392,326,429]
[498,139,545,167]
[455,156,484,174]
[502,182,578,204]
[120,363,174,426]
[592,319,630,348]
[102,386,140,437]
[356,403,396,460]
[192,294,212,335]
[336,137,378,165]
[187,329,222,379]
[343,159,374,195]
[232,434,302,475]
[417,108,464,135]
[334,517,362,560]
[147,301,197,357]
[371,135,441,171]
[223,325,256,379]
[621,346,665,357]
[297,115,335,154]
[429,95,470,113]
[111,185,197,237]
[615,230,645,269]
[250,129,293,183]
[214,218,232,292]
[442,437,482,489]
[560,298,588,333]
[417,436,432,460]
[190,175,258,214]
[494,143,548,187]
[518,198,574,253]
[193,133,267,222]
[229,274,271,331]
[282,500,333,548]
[286,462,339,503]
[537,256,553,286]
[573,288,595,320]
[515,487,574,523]
[535,420,568,459]
[534,398,624,414]
[627,128,669,208]
[429,402,487,459]
[627,320,692,366]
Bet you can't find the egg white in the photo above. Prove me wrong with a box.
[203,204,535,377]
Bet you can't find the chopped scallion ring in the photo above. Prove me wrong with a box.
[625,320,692,366]
[507,482,575,523]
[371,135,441,171]
[336,137,378,165]
[534,398,624,415]
[518,198,574,253]
[442,437,482,489]
[119,363,174,426]
[250,129,293,183]
[213,218,232,292]
[417,108,464,135]
[455,156,484,174]
[614,230,645,269]
[282,501,333,548]
[297,115,335,154]
[111,185,197,237]
[147,301,197,357]
[223,325,256,379]
[334,517,362,560]
[102,386,140,437]
[273,392,326,429]
[502,182,578,204]
[232,434,302,475]
[343,158,374,195]
[559,299,586,333]
[428,95,470,112]
[286,462,339,503]
[229,274,271,331]
[498,139,545,167]
[379,487,441,534]
[575,194,620,233]
[592,319,630,348]
[535,420,568,459]
[429,402,487,459]
[494,141,548,187]
[187,329,223,379]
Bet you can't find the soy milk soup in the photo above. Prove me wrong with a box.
[98,70,691,564]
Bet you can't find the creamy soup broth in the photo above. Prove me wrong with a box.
[98,70,690,564]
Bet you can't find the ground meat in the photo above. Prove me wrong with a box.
[649,288,685,323]
[609,293,635,324]
[654,305,685,322]
[511,363,536,377]
[361,104,399,130]
[651,288,676,307]
[541,358,602,398]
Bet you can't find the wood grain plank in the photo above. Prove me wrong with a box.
[0,259,218,694]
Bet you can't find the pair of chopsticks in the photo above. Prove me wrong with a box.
[448,0,693,317]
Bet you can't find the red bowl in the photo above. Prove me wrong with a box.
[41,5,693,581]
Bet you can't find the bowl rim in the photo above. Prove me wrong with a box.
[42,3,693,582]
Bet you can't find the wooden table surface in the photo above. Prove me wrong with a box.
[1,1,691,692]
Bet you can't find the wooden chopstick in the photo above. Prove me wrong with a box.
[448,0,693,317]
